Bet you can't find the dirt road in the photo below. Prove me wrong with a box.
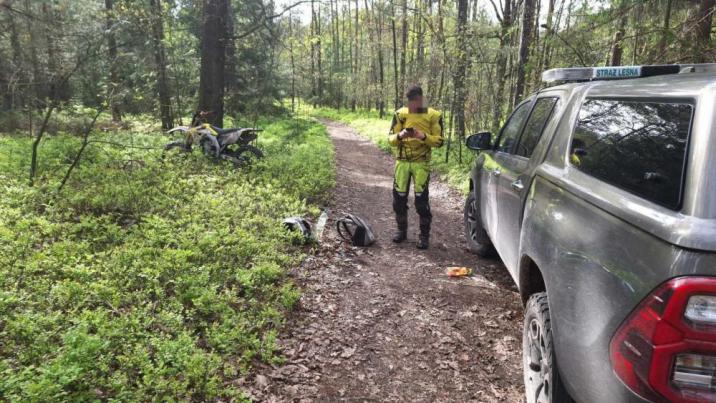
[240,120,524,401]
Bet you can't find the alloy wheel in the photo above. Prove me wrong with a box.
[524,317,552,403]
[466,197,480,242]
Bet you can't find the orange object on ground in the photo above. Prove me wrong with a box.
[446,267,472,277]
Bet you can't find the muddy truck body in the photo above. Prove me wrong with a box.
[464,64,716,402]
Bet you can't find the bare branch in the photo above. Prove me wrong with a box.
[488,0,504,24]
[56,108,104,194]
[29,105,55,186]
[232,0,326,39]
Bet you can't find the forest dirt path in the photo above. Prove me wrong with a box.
[240,120,524,401]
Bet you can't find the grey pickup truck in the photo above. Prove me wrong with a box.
[464,64,716,403]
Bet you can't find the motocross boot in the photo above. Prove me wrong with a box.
[416,216,430,249]
[392,214,408,243]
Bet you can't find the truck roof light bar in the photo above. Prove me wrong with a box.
[542,63,716,83]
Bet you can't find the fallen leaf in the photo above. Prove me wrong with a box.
[340,346,356,358]
[255,374,269,389]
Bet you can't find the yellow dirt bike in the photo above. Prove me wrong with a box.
[164,115,263,166]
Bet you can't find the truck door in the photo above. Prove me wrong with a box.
[482,100,534,240]
[494,97,560,271]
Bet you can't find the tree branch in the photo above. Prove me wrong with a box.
[56,108,103,194]
[541,23,588,67]
[488,0,504,24]
[29,104,55,186]
[28,36,103,186]
[232,0,326,39]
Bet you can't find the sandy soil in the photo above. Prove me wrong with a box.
[238,119,524,402]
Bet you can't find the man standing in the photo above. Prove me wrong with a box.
[389,85,444,249]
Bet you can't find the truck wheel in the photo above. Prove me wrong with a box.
[523,292,572,403]
[463,191,494,257]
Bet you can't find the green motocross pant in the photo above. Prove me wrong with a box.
[392,160,432,231]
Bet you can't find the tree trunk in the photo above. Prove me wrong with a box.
[414,0,425,76]
[23,0,45,107]
[311,0,317,103]
[425,0,440,100]
[225,1,238,107]
[330,0,338,106]
[29,105,55,186]
[692,0,715,63]
[6,8,23,108]
[532,0,541,73]
[0,34,10,111]
[631,2,641,65]
[656,0,672,59]
[391,0,400,109]
[536,0,555,83]
[317,4,324,104]
[150,0,173,130]
[544,0,565,70]
[400,0,408,89]
[105,0,122,122]
[437,0,448,107]
[289,12,297,112]
[312,0,324,104]
[340,2,348,108]
[376,1,385,118]
[507,18,518,108]
[452,0,469,143]
[43,3,69,103]
[353,0,360,110]
[43,3,58,101]
[609,2,627,66]
[198,0,229,127]
[364,0,375,108]
[492,0,512,132]
[347,1,353,90]
[514,0,536,107]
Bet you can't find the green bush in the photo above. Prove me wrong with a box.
[0,115,334,401]
[302,104,474,194]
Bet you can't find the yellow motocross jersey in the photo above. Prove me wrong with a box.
[388,107,444,161]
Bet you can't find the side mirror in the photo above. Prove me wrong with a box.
[466,132,493,151]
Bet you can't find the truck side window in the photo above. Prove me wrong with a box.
[572,99,693,210]
[516,97,559,158]
[497,101,532,153]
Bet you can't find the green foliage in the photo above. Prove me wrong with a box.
[279,0,715,144]
[0,116,334,400]
[303,104,473,194]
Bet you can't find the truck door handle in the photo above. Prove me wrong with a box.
[511,180,524,191]
[492,169,501,177]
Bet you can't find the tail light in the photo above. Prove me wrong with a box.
[610,277,716,402]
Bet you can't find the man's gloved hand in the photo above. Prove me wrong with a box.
[399,129,426,140]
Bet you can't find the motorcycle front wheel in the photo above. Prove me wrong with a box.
[222,145,263,167]
[238,145,264,160]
